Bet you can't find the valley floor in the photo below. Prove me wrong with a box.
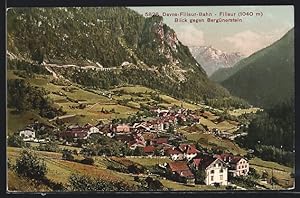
[7,71,293,192]
[7,146,294,192]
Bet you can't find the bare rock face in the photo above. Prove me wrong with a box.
[189,46,244,76]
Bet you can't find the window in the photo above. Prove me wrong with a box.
[214,164,216,167]
[211,170,214,174]
[220,175,223,180]
[211,176,214,181]
[220,169,223,173]
[218,163,221,167]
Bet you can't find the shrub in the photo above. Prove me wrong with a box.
[134,176,140,182]
[248,167,260,179]
[194,169,206,184]
[214,183,220,188]
[262,171,269,179]
[145,177,164,191]
[80,157,94,165]
[128,164,145,174]
[37,142,60,152]
[62,149,74,161]
[15,149,47,180]
[7,134,25,148]
[107,164,129,174]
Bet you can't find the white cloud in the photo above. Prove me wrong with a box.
[223,29,290,56]
[176,25,205,46]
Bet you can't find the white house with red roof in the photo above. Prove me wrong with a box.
[83,123,102,137]
[192,156,228,186]
[179,144,200,161]
[165,147,184,161]
[216,153,249,177]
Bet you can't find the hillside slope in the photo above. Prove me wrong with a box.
[7,7,229,102]
[218,29,294,108]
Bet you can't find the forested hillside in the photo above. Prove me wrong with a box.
[215,29,294,108]
[7,7,229,102]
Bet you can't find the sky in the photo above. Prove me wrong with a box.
[129,6,294,56]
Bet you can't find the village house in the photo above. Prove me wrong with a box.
[142,132,158,145]
[115,134,133,143]
[113,124,131,133]
[216,153,249,177]
[83,123,102,136]
[179,144,200,161]
[128,140,145,150]
[59,126,88,140]
[153,108,169,117]
[95,124,111,135]
[150,120,164,132]
[150,137,169,146]
[128,133,146,150]
[192,156,228,186]
[166,161,195,184]
[132,122,151,132]
[165,147,184,161]
[19,127,36,141]
[143,145,156,156]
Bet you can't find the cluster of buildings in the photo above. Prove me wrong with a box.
[16,107,250,186]
[165,152,249,186]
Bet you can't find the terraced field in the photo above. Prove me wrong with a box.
[180,130,247,155]
[7,73,203,133]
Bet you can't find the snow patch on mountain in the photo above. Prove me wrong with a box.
[189,46,244,76]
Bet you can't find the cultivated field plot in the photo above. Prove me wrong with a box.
[180,129,247,155]
[125,157,172,167]
[228,108,261,116]
[7,147,140,191]
[112,85,155,94]
[7,108,54,135]
[249,157,294,189]
[159,95,199,110]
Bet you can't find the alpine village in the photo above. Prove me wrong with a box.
[7,7,294,192]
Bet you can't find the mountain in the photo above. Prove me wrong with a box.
[189,46,243,76]
[7,7,229,102]
[219,28,294,108]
